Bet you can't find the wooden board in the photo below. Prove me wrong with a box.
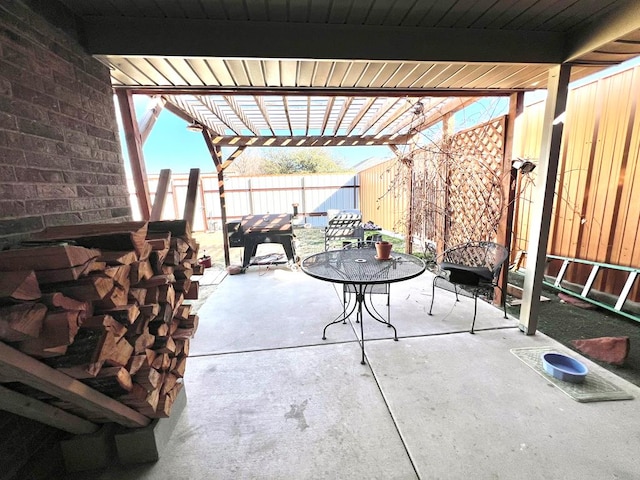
[0,245,100,272]
[0,384,98,434]
[31,222,149,257]
[0,341,150,428]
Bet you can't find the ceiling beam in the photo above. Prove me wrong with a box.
[118,86,518,97]
[204,134,412,147]
[82,18,565,64]
[565,0,640,62]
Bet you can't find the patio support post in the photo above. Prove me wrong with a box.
[202,132,230,267]
[201,131,246,267]
[115,89,151,220]
[519,64,571,335]
[495,92,524,306]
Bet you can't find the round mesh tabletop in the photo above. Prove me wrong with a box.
[301,248,425,285]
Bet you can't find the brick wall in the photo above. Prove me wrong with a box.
[0,1,131,477]
[0,0,132,248]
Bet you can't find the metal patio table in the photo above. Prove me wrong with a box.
[301,248,426,364]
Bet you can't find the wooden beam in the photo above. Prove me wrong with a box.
[495,92,524,307]
[519,65,571,335]
[120,86,519,98]
[139,95,166,144]
[183,168,200,229]
[0,384,99,434]
[202,132,231,266]
[83,18,565,64]
[397,98,478,135]
[0,341,150,428]
[203,133,412,147]
[116,89,151,220]
[150,169,171,222]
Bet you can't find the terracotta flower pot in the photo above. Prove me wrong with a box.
[375,241,393,260]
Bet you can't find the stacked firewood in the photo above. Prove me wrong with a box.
[0,220,202,419]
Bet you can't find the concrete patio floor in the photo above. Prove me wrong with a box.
[70,265,640,479]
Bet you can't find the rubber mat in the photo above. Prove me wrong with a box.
[511,346,634,403]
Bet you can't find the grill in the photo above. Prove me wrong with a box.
[228,214,297,270]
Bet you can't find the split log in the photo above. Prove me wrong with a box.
[45,328,107,376]
[99,250,138,266]
[133,364,162,391]
[104,265,131,291]
[154,382,183,418]
[135,274,175,289]
[118,383,159,417]
[129,260,154,285]
[161,250,182,266]
[148,322,169,337]
[77,367,134,397]
[0,270,41,303]
[174,267,193,280]
[43,275,114,302]
[31,221,149,257]
[148,220,191,238]
[174,305,191,323]
[0,302,47,342]
[158,284,175,307]
[98,304,140,325]
[151,353,171,371]
[0,245,100,278]
[133,330,155,354]
[19,311,82,358]
[82,315,127,341]
[184,281,199,300]
[102,335,134,369]
[173,278,191,293]
[127,354,147,376]
[41,293,91,314]
[93,286,128,310]
[144,287,159,304]
[128,287,147,305]
[171,356,187,378]
[138,304,160,321]
[160,373,179,396]
[174,338,189,357]
[170,237,190,254]
[152,336,176,355]
[160,265,175,275]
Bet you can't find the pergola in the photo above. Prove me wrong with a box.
[58,0,640,334]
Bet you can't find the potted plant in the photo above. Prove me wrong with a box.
[375,240,393,260]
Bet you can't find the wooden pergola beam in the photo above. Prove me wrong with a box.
[204,134,412,147]
[115,89,151,220]
[139,95,166,144]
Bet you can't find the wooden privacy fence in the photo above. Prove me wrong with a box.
[512,64,640,305]
[359,64,640,308]
[129,173,360,231]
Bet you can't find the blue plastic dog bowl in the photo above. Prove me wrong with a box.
[542,352,588,383]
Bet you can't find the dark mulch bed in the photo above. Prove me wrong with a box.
[507,272,640,388]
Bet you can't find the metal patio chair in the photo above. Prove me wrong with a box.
[324,212,364,251]
[341,240,391,323]
[428,241,509,333]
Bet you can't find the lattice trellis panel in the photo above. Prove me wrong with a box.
[446,118,505,247]
[410,117,507,252]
